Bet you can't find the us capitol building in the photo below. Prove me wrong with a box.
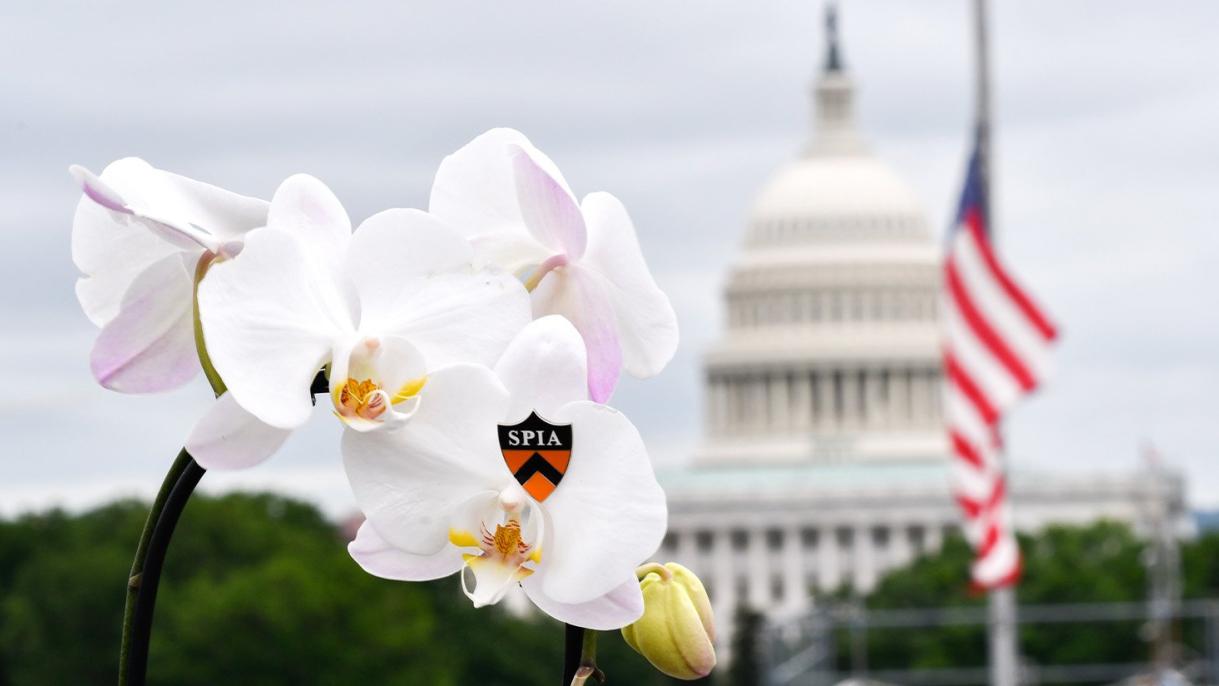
[652,11,1187,655]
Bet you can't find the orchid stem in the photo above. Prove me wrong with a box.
[563,625,603,686]
[563,625,583,684]
[192,253,227,396]
[118,261,222,684]
[117,371,328,685]
[117,449,206,686]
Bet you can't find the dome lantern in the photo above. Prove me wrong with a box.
[807,2,866,159]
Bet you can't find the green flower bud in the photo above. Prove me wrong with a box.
[621,562,716,680]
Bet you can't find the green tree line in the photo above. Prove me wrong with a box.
[0,493,695,685]
[826,521,1219,679]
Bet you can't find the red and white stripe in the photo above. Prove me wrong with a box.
[943,210,1058,589]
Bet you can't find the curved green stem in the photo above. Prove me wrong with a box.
[118,253,226,684]
[192,253,227,396]
[563,625,602,686]
[116,367,326,684]
[117,449,197,685]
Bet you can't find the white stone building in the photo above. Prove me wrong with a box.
[653,9,1186,655]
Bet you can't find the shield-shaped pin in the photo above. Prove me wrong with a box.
[498,411,573,502]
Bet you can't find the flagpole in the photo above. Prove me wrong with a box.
[974,1,1020,685]
[973,0,993,233]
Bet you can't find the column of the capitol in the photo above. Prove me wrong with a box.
[782,523,807,612]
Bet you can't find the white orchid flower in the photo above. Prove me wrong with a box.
[69,158,268,392]
[343,316,667,630]
[188,174,532,470]
[429,128,679,403]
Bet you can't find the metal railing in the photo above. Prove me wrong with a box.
[763,600,1219,686]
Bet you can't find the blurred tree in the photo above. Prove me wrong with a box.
[0,493,671,685]
[840,521,1148,677]
[0,501,144,684]
[727,605,764,686]
[1183,530,1219,598]
[9,496,1208,685]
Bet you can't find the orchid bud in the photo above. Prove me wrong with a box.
[621,562,716,680]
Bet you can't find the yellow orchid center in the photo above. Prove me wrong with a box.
[337,378,386,420]
[449,493,544,608]
[488,520,528,557]
[332,374,427,425]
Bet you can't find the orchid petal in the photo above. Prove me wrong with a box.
[469,230,552,275]
[186,393,292,470]
[265,174,352,265]
[457,493,544,608]
[344,208,476,336]
[197,228,354,429]
[89,252,198,393]
[342,364,513,555]
[362,269,532,370]
[531,264,622,402]
[428,128,572,239]
[510,145,587,258]
[73,212,178,328]
[540,402,667,604]
[69,161,185,327]
[493,316,588,422]
[348,521,465,582]
[70,164,130,213]
[581,192,678,378]
[341,199,531,371]
[463,553,530,608]
[522,575,644,630]
[70,158,268,252]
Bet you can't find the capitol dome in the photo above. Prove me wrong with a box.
[699,8,945,466]
[744,32,933,252]
[747,156,931,249]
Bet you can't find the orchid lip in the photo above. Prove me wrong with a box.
[451,492,544,608]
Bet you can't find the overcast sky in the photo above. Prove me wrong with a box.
[2,2,1217,517]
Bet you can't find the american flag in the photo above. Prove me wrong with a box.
[942,148,1059,589]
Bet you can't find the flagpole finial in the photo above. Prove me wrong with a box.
[824,2,844,73]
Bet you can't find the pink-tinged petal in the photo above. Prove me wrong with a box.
[540,402,667,605]
[428,128,573,239]
[69,165,130,213]
[522,575,644,630]
[73,210,180,328]
[70,158,267,326]
[197,228,354,430]
[581,192,678,379]
[186,393,293,470]
[493,316,588,422]
[90,253,198,393]
[348,521,465,581]
[531,264,622,403]
[70,158,268,252]
[266,174,352,268]
[510,145,587,258]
